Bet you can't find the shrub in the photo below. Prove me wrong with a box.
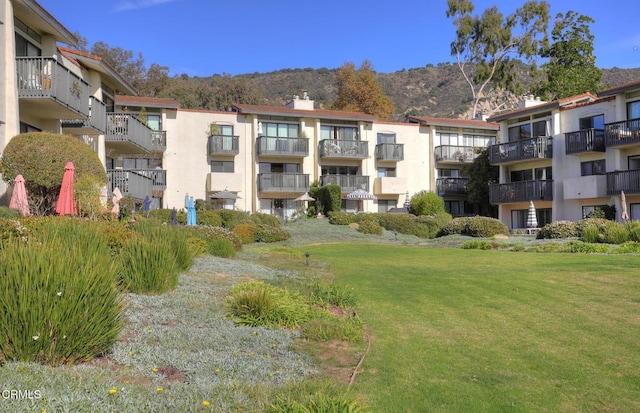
[251,212,281,228]
[233,222,260,244]
[190,225,242,251]
[612,241,640,254]
[310,283,358,308]
[226,281,310,328]
[569,241,611,254]
[575,218,609,238]
[75,174,105,219]
[440,217,474,236]
[581,226,601,243]
[625,221,640,242]
[0,218,29,247]
[409,190,445,216]
[356,218,382,235]
[197,210,223,227]
[0,132,107,215]
[377,213,429,238]
[464,216,508,238]
[208,237,237,258]
[255,224,291,243]
[536,221,577,239]
[461,240,493,249]
[268,382,370,413]
[314,185,342,215]
[327,211,357,225]
[131,219,197,270]
[415,212,453,238]
[147,208,186,225]
[603,221,630,244]
[0,234,124,365]
[118,237,178,294]
[0,206,21,219]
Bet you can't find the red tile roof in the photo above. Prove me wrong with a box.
[487,93,597,122]
[232,104,377,122]
[405,115,498,130]
[116,95,180,109]
[597,79,640,97]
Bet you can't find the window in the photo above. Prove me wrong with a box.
[211,161,234,173]
[627,100,640,120]
[263,122,299,138]
[631,204,640,220]
[19,122,40,134]
[377,200,397,213]
[629,155,640,170]
[579,114,604,130]
[377,133,396,144]
[535,167,552,180]
[510,169,533,182]
[582,205,610,219]
[436,132,459,146]
[377,167,396,177]
[511,208,551,229]
[321,166,358,175]
[581,160,605,176]
[123,158,150,169]
[146,114,162,131]
[14,18,41,57]
[438,168,460,178]
[507,115,550,142]
[321,125,358,140]
[445,200,461,215]
[259,163,300,173]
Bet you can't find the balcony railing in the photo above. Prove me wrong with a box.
[107,169,153,200]
[375,143,404,161]
[135,169,167,191]
[320,175,370,192]
[16,57,90,117]
[151,131,167,152]
[258,173,309,192]
[489,137,553,164]
[257,136,309,157]
[106,113,153,153]
[208,135,239,155]
[61,96,107,134]
[436,177,469,196]
[434,145,476,163]
[319,139,368,159]
[605,118,640,148]
[565,128,605,155]
[489,180,553,204]
[606,169,640,195]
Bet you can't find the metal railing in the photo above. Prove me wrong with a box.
[16,57,90,116]
[489,136,553,164]
[318,139,368,159]
[107,169,153,200]
[604,118,640,148]
[151,131,167,152]
[319,175,370,192]
[208,135,239,155]
[258,173,309,192]
[256,136,309,156]
[61,96,107,134]
[135,169,167,191]
[106,113,153,152]
[565,128,605,154]
[606,169,640,195]
[489,180,553,204]
[434,145,477,163]
[436,177,469,196]
[375,143,404,161]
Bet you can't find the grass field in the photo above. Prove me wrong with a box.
[302,244,640,412]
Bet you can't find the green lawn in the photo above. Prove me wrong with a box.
[302,244,640,412]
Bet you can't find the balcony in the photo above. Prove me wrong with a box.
[320,175,370,193]
[436,177,469,196]
[107,169,153,200]
[16,57,90,119]
[563,175,607,199]
[61,96,107,135]
[489,180,553,204]
[489,137,553,165]
[565,128,605,155]
[434,146,476,163]
[373,176,407,195]
[606,170,640,195]
[258,173,309,193]
[151,131,167,153]
[604,118,640,148]
[106,113,154,154]
[375,143,404,161]
[134,169,167,192]
[319,139,368,159]
[257,137,308,157]
[208,135,239,156]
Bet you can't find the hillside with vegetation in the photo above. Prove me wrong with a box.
[160,65,640,121]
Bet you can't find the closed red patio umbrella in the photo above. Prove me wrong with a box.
[56,161,77,216]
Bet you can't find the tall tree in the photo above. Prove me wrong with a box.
[331,60,395,119]
[446,0,550,119]
[532,11,601,100]
[462,147,498,217]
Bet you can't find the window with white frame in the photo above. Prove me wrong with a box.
[377,133,396,144]
[262,122,299,138]
[321,125,358,140]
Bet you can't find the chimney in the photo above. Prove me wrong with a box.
[518,95,546,109]
[286,91,314,110]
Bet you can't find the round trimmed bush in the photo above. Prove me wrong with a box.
[536,221,577,239]
[357,218,382,235]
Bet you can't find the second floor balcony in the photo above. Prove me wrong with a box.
[434,145,476,163]
[605,118,640,148]
[436,177,469,196]
[106,113,154,154]
[319,139,368,159]
[17,57,90,119]
[107,169,153,201]
[151,131,167,153]
[375,143,404,161]
[489,180,553,204]
[565,128,605,155]
[320,175,370,193]
[258,173,309,192]
[606,169,640,195]
[257,136,308,157]
[61,96,107,135]
[489,137,553,165]
[208,135,239,156]
[134,168,167,192]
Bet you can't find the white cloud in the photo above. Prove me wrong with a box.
[112,0,179,12]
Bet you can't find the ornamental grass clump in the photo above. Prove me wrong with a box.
[131,219,198,270]
[118,237,178,294]
[226,281,310,328]
[0,236,124,365]
[310,283,358,308]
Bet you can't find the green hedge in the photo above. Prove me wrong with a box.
[439,216,508,238]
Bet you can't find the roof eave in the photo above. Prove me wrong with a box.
[22,0,78,46]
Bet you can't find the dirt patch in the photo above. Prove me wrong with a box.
[309,339,364,385]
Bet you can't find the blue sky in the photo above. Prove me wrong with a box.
[39,0,640,77]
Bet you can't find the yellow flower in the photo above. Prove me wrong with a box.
[156,387,163,393]
[152,367,158,373]
[214,368,220,373]
[147,329,153,334]
[109,387,118,395]
[252,331,257,335]
[202,400,210,406]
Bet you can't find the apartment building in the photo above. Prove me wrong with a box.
[487,82,640,229]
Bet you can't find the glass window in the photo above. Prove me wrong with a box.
[579,114,604,130]
[377,133,396,144]
[438,168,460,178]
[146,114,161,131]
[510,169,533,182]
[581,160,605,176]
[377,167,396,177]
[211,161,234,173]
[377,200,396,213]
[627,100,640,120]
[263,122,298,138]
[322,125,359,140]
[511,208,551,229]
[631,203,640,220]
